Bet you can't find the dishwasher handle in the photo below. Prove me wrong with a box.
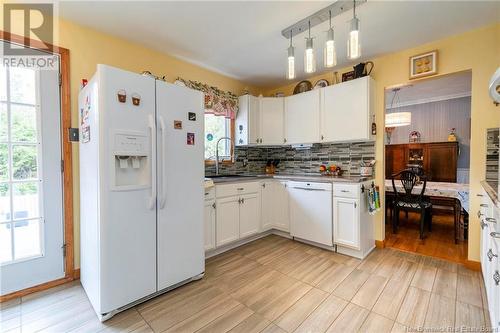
[292,186,328,191]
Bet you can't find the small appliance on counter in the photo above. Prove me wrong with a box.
[360,160,376,177]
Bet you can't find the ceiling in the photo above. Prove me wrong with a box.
[385,71,472,109]
[59,1,500,88]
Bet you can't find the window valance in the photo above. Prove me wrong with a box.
[176,78,238,119]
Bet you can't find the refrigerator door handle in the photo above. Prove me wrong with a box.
[158,115,167,209]
[148,115,156,210]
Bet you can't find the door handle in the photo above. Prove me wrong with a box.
[478,210,484,218]
[292,187,326,191]
[480,204,489,208]
[486,218,497,223]
[147,115,156,210]
[490,232,500,239]
[159,115,167,209]
[494,271,500,286]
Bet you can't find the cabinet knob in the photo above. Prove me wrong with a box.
[283,138,287,143]
[486,217,497,224]
[477,194,484,197]
[488,248,498,262]
[321,135,324,140]
[481,221,488,230]
[262,183,266,188]
[478,210,484,218]
[494,271,500,286]
[490,232,500,239]
[212,202,216,209]
[241,198,245,204]
[480,204,489,208]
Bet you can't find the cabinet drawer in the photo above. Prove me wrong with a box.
[204,187,215,201]
[216,181,260,198]
[333,184,360,198]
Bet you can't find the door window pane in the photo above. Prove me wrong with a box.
[0,144,8,181]
[0,183,10,222]
[0,104,7,141]
[11,105,37,143]
[12,182,39,220]
[0,66,6,101]
[0,223,12,263]
[13,219,41,260]
[12,145,37,180]
[9,67,36,104]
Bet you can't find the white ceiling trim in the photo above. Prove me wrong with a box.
[386,92,472,110]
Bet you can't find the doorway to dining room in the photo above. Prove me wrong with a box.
[384,71,471,264]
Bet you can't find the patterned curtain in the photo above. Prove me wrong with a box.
[176,78,238,119]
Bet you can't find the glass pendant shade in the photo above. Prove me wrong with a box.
[347,17,361,60]
[304,37,316,74]
[324,28,336,68]
[286,45,295,80]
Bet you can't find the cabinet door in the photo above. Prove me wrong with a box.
[321,77,372,142]
[261,181,275,231]
[239,193,261,238]
[260,97,284,145]
[216,196,240,247]
[385,145,408,178]
[333,197,360,249]
[285,90,320,144]
[274,181,289,231]
[204,200,216,251]
[425,143,458,182]
[235,95,260,146]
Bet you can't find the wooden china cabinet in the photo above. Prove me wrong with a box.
[385,142,459,182]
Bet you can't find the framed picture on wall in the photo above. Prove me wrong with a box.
[409,50,438,79]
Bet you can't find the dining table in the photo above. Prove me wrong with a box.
[384,179,470,242]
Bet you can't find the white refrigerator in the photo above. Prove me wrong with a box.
[78,64,205,321]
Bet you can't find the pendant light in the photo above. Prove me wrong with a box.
[304,21,316,74]
[323,10,337,68]
[286,30,295,80]
[347,0,361,60]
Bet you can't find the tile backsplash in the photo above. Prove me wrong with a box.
[205,141,376,176]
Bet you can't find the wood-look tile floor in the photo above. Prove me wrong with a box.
[1,235,490,333]
[385,211,468,264]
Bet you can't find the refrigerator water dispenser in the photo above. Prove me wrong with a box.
[112,133,150,190]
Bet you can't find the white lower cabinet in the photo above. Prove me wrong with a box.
[333,197,360,249]
[260,180,289,232]
[333,182,374,259]
[239,193,261,238]
[215,196,240,247]
[479,189,500,330]
[204,200,216,251]
[215,182,261,248]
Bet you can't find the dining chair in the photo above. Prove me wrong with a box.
[391,170,432,239]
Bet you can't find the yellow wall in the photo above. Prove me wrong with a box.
[3,16,260,268]
[265,23,500,262]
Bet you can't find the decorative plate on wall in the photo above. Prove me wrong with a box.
[293,80,313,94]
[313,79,329,89]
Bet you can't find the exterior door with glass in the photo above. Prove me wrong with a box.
[0,44,64,295]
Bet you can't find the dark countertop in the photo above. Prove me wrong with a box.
[481,180,499,207]
[205,173,372,184]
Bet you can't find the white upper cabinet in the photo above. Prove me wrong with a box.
[285,89,321,145]
[260,97,284,145]
[235,95,260,146]
[321,76,375,142]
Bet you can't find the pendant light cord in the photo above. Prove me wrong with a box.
[308,20,311,39]
[353,0,356,18]
[329,10,332,29]
[289,30,293,47]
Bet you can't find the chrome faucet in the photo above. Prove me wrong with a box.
[215,136,234,175]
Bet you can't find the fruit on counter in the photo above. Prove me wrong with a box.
[319,165,327,172]
[329,165,337,172]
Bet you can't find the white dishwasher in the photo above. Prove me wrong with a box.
[288,181,333,247]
